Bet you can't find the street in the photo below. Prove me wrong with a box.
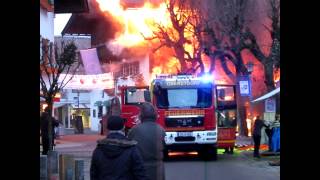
[165,153,279,180]
[54,134,280,180]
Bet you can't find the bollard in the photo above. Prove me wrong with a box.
[40,155,48,180]
[66,168,73,180]
[75,160,85,180]
[59,154,75,180]
[48,151,59,174]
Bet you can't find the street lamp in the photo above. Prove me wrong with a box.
[246,61,254,136]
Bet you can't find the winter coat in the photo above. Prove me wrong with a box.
[128,120,166,180]
[40,112,59,139]
[90,133,148,180]
[253,119,267,136]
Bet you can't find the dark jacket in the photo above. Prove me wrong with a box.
[40,112,59,138]
[90,133,148,180]
[128,120,166,180]
[253,119,267,136]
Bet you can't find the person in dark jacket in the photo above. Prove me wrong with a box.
[40,107,59,155]
[90,115,148,180]
[252,116,268,158]
[128,102,166,180]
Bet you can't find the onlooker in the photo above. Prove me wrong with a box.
[128,102,166,180]
[90,116,147,180]
[252,116,268,158]
[40,107,59,155]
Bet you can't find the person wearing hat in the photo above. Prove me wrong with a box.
[90,115,148,180]
[128,102,166,180]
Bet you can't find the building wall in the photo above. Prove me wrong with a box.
[139,55,150,84]
[40,7,54,42]
[90,90,110,132]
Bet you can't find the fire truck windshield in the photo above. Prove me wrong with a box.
[125,88,148,104]
[155,87,212,109]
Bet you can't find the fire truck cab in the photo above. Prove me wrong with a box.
[151,74,218,160]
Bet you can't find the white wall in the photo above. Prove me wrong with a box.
[40,7,54,42]
[90,90,110,132]
[140,55,150,84]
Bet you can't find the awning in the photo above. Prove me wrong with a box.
[251,87,280,103]
[71,104,89,109]
[53,103,69,108]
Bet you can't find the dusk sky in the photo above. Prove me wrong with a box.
[54,13,71,36]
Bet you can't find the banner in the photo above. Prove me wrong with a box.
[238,76,251,97]
[58,73,114,90]
[80,48,102,74]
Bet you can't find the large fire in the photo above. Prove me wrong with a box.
[96,0,170,47]
[96,0,196,79]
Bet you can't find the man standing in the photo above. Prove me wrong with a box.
[252,116,267,158]
[128,102,166,180]
[90,116,147,180]
[40,107,59,155]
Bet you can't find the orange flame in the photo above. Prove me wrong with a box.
[97,0,170,47]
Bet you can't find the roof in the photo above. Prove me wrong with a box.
[61,0,117,43]
[54,0,89,14]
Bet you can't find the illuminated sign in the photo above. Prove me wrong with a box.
[165,110,205,116]
[165,80,201,87]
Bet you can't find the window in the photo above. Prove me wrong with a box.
[93,109,96,118]
[125,88,149,105]
[121,62,139,77]
[98,106,103,118]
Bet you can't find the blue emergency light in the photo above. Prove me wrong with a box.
[201,73,214,83]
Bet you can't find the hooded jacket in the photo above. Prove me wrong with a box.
[90,133,148,180]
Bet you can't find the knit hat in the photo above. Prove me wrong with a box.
[139,102,157,121]
[107,116,126,130]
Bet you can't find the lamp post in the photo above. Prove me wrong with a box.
[246,61,254,136]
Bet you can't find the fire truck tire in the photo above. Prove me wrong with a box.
[199,145,217,161]
[163,148,169,161]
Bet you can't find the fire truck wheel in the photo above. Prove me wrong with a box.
[163,148,169,161]
[199,145,217,161]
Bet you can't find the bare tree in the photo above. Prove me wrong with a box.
[40,36,79,151]
[145,0,205,73]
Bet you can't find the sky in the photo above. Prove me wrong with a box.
[54,14,72,36]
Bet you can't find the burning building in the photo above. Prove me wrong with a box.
[61,0,279,134]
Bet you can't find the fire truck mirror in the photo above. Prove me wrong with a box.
[144,90,151,103]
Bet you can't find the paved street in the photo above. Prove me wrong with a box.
[52,134,280,180]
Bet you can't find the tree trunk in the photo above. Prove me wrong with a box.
[234,52,248,137]
[236,78,248,136]
[264,62,275,91]
[46,98,54,152]
[175,46,188,73]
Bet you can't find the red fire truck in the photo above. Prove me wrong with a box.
[111,74,237,160]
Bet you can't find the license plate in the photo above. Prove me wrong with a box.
[178,132,192,137]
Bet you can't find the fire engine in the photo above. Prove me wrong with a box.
[150,74,218,160]
[108,74,237,160]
